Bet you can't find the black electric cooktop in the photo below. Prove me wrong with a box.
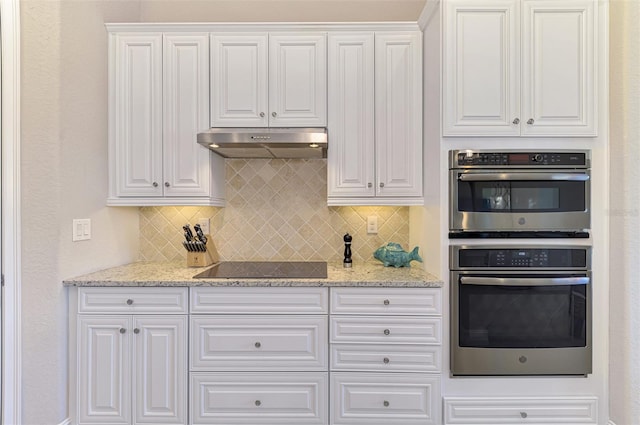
[193,261,328,279]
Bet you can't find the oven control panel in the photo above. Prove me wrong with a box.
[455,247,589,269]
[451,151,589,168]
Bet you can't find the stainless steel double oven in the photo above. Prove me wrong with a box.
[448,150,592,376]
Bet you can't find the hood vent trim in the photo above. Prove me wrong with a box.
[197,127,328,159]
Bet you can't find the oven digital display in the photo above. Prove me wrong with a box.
[508,153,530,164]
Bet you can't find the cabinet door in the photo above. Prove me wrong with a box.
[327,33,375,199]
[112,33,163,196]
[163,34,211,197]
[134,316,187,425]
[375,32,424,197]
[78,316,131,424]
[210,34,269,127]
[443,0,520,136]
[269,33,327,127]
[521,0,597,136]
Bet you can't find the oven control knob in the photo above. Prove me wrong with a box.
[519,355,528,363]
[533,153,543,162]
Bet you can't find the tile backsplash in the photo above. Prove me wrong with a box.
[139,159,410,262]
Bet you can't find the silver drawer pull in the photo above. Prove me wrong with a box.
[126,299,133,305]
[255,342,261,348]
[520,411,528,418]
[383,400,390,407]
[383,329,390,336]
[255,400,262,407]
[383,299,390,306]
[383,357,390,364]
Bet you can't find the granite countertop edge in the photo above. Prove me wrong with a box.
[63,260,444,288]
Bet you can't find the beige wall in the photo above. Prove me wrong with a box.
[20,1,141,423]
[609,0,640,424]
[139,0,426,22]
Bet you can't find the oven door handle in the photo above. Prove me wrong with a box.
[459,276,590,286]
[458,173,590,182]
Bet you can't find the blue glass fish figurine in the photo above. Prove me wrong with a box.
[374,243,423,268]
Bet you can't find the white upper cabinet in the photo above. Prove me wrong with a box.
[443,0,597,137]
[111,33,164,198]
[375,32,423,199]
[108,32,225,206]
[210,34,269,127]
[327,31,423,205]
[327,33,376,199]
[521,1,596,136]
[210,32,327,127]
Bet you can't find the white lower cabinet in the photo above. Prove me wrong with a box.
[329,287,442,425]
[443,397,598,424]
[190,287,330,425]
[72,286,443,425]
[74,287,188,425]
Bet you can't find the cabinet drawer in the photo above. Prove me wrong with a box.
[191,315,327,370]
[331,287,441,315]
[443,397,598,424]
[331,316,441,344]
[331,372,440,425]
[191,287,328,314]
[331,343,441,373]
[191,372,328,424]
[77,287,188,314]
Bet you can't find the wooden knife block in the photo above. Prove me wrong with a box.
[186,235,219,267]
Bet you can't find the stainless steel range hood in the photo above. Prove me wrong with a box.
[197,127,327,159]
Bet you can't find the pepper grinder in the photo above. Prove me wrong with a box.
[343,233,352,268]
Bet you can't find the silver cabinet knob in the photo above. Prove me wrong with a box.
[126,299,133,305]
[367,182,372,188]
[260,112,265,117]
[527,118,534,125]
[512,118,520,124]
[520,412,528,418]
[272,112,277,117]
[379,182,385,188]
[255,400,262,407]
[164,182,170,187]
[152,182,158,187]
[383,299,390,306]
[383,401,390,407]
[133,328,140,334]
[119,328,126,334]
[255,342,261,348]
[383,329,390,336]
[383,357,390,364]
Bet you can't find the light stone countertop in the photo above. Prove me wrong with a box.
[63,260,443,288]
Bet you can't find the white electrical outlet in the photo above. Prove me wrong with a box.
[72,219,91,241]
[367,216,378,234]
[197,218,210,235]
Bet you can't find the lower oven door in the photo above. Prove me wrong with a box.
[450,272,592,376]
[449,170,590,232]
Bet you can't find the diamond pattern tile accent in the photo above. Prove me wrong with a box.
[139,159,410,262]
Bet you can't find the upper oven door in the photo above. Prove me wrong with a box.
[449,169,590,232]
